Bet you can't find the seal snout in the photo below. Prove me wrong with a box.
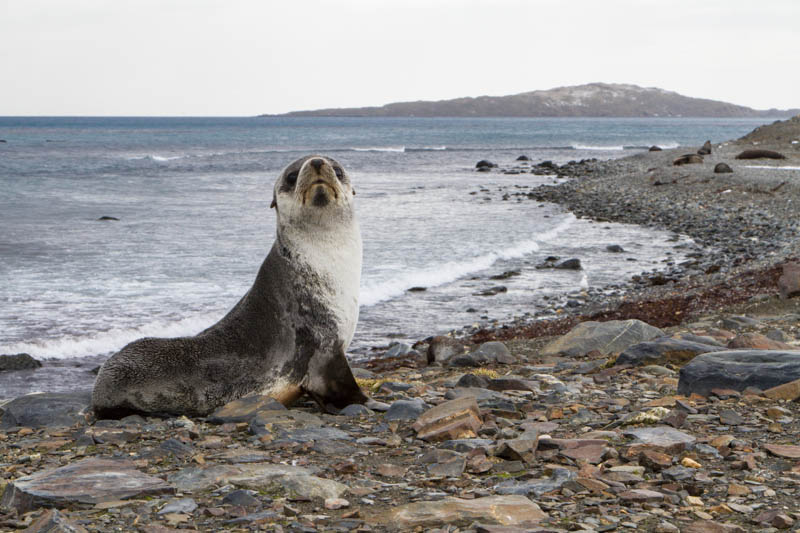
[299,156,340,207]
[309,158,324,172]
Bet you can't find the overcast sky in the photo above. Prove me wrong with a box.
[2,0,798,116]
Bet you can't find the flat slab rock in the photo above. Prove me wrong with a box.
[207,394,286,424]
[678,350,800,396]
[167,463,347,500]
[616,337,724,367]
[381,495,546,527]
[0,458,174,513]
[623,426,696,450]
[0,391,91,429]
[542,319,663,357]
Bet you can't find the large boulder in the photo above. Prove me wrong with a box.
[542,320,664,358]
[714,162,733,173]
[475,160,497,169]
[426,336,466,365]
[0,353,42,372]
[678,350,800,396]
[1,458,174,513]
[615,337,725,367]
[735,149,786,160]
[0,391,91,429]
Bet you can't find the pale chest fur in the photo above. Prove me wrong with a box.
[282,222,362,347]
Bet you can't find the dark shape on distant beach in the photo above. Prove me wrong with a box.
[0,139,7,143]
[407,286,427,292]
[714,162,733,174]
[516,155,530,161]
[97,216,120,221]
[672,154,704,166]
[0,353,42,372]
[678,350,800,396]
[605,244,625,253]
[697,140,712,155]
[91,155,367,418]
[475,160,497,169]
[474,285,508,296]
[648,145,662,152]
[735,149,787,160]
[555,258,582,270]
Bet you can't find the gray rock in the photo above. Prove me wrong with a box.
[385,343,411,358]
[623,426,696,451]
[224,510,279,525]
[384,398,428,421]
[168,463,347,500]
[248,409,323,436]
[0,353,42,372]
[427,458,466,477]
[351,367,376,379]
[616,337,725,367]
[439,439,493,452]
[555,258,582,270]
[0,391,91,429]
[496,467,576,497]
[449,341,514,367]
[542,319,664,357]
[456,373,490,388]
[339,404,373,417]
[222,489,261,508]
[0,458,174,513]
[714,162,733,173]
[678,350,800,396]
[606,244,625,253]
[720,316,760,331]
[427,336,466,365]
[158,497,198,515]
[276,427,353,443]
[13,509,87,533]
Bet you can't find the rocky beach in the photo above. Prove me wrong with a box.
[3,115,800,532]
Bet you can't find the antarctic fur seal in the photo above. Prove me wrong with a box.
[92,155,368,418]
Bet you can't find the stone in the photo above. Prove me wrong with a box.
[223,510,279,525]
[0,391,91,429]
[427,458,466,477]
[639,449,673,471]
[440,439,493,452]
[542,319,664,357]
[673,154,703,165]
[718,409,743,425]
[168,463,347,500]
[383,495,545,527]
[618,489,664,502]
[158,498,198,515]
[554,258,581,270]
[222,489,260,508]
[376,463,406,477]
[778,262,800,300]
[0,458,174,513]
[678,350,800,396]
[616,337,724,367]
[451,341,514,367]
[475,160,497,169]
[20,508,89,533]
[412,396,482,442]
[727,332,793,350]
[714,162,733,173]
[384,398,428,421]
[764,378,800,401]
[735,149,787,160]
[516,155,530,161]
[496,468,576,497]
[606,244,625,253]
[623,426,696,451]
[0,353,42,372]
[697,140,712,155]
[324,498,350,510]
[276,426,353,443]
[426,336,465,365]
[248,409,322,436]
[649,145,663,151]
[495,436,538,463]
[207,394,286,424]
[339,403,373,417]
[682,520,746,533]
[763,443,800,459]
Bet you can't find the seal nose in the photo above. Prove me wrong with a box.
[309,158,324,173]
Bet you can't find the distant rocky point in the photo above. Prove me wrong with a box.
[263,83,798,118]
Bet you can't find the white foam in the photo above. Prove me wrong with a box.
[351,146,405,153]
[0,313,220,360]
[127,154,184,162]
[359,216,575,307]
[572,144,625,151]
[742,165,800,170]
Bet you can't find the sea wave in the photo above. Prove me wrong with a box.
[351,146,406,152]
[127,154,185,162]
[572,144,625,151]
[743,165,800,170]
[359,216,575,307]
[0,313,219,360]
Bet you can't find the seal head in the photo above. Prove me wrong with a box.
[92,155,367,418]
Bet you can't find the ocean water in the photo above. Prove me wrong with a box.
[0,116,770,395]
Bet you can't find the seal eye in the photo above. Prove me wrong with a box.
[333,167,344,180]
[286,171,299,187]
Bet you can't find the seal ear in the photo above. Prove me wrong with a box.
[270,196,276,209]
[303,341,368,414]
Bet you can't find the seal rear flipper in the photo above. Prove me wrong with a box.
[303,342,368,414]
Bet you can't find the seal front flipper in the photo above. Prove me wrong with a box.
[303,341,368,414]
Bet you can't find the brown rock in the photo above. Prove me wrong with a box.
[682,520,746,533]
[727,483,750,496]
[764,443,800,459]
[384,495,546,527]
[412,396,482,442]
[21,509,89,533]
[618,489,664,502]
[778,262,800,300]
[639,449,673,471]
[764,378,800,401]
[728,333,794,350]
[376,463,407,478]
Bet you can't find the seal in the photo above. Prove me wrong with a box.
[92,155,368,418]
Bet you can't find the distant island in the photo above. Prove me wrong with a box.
[263,83,799,119]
